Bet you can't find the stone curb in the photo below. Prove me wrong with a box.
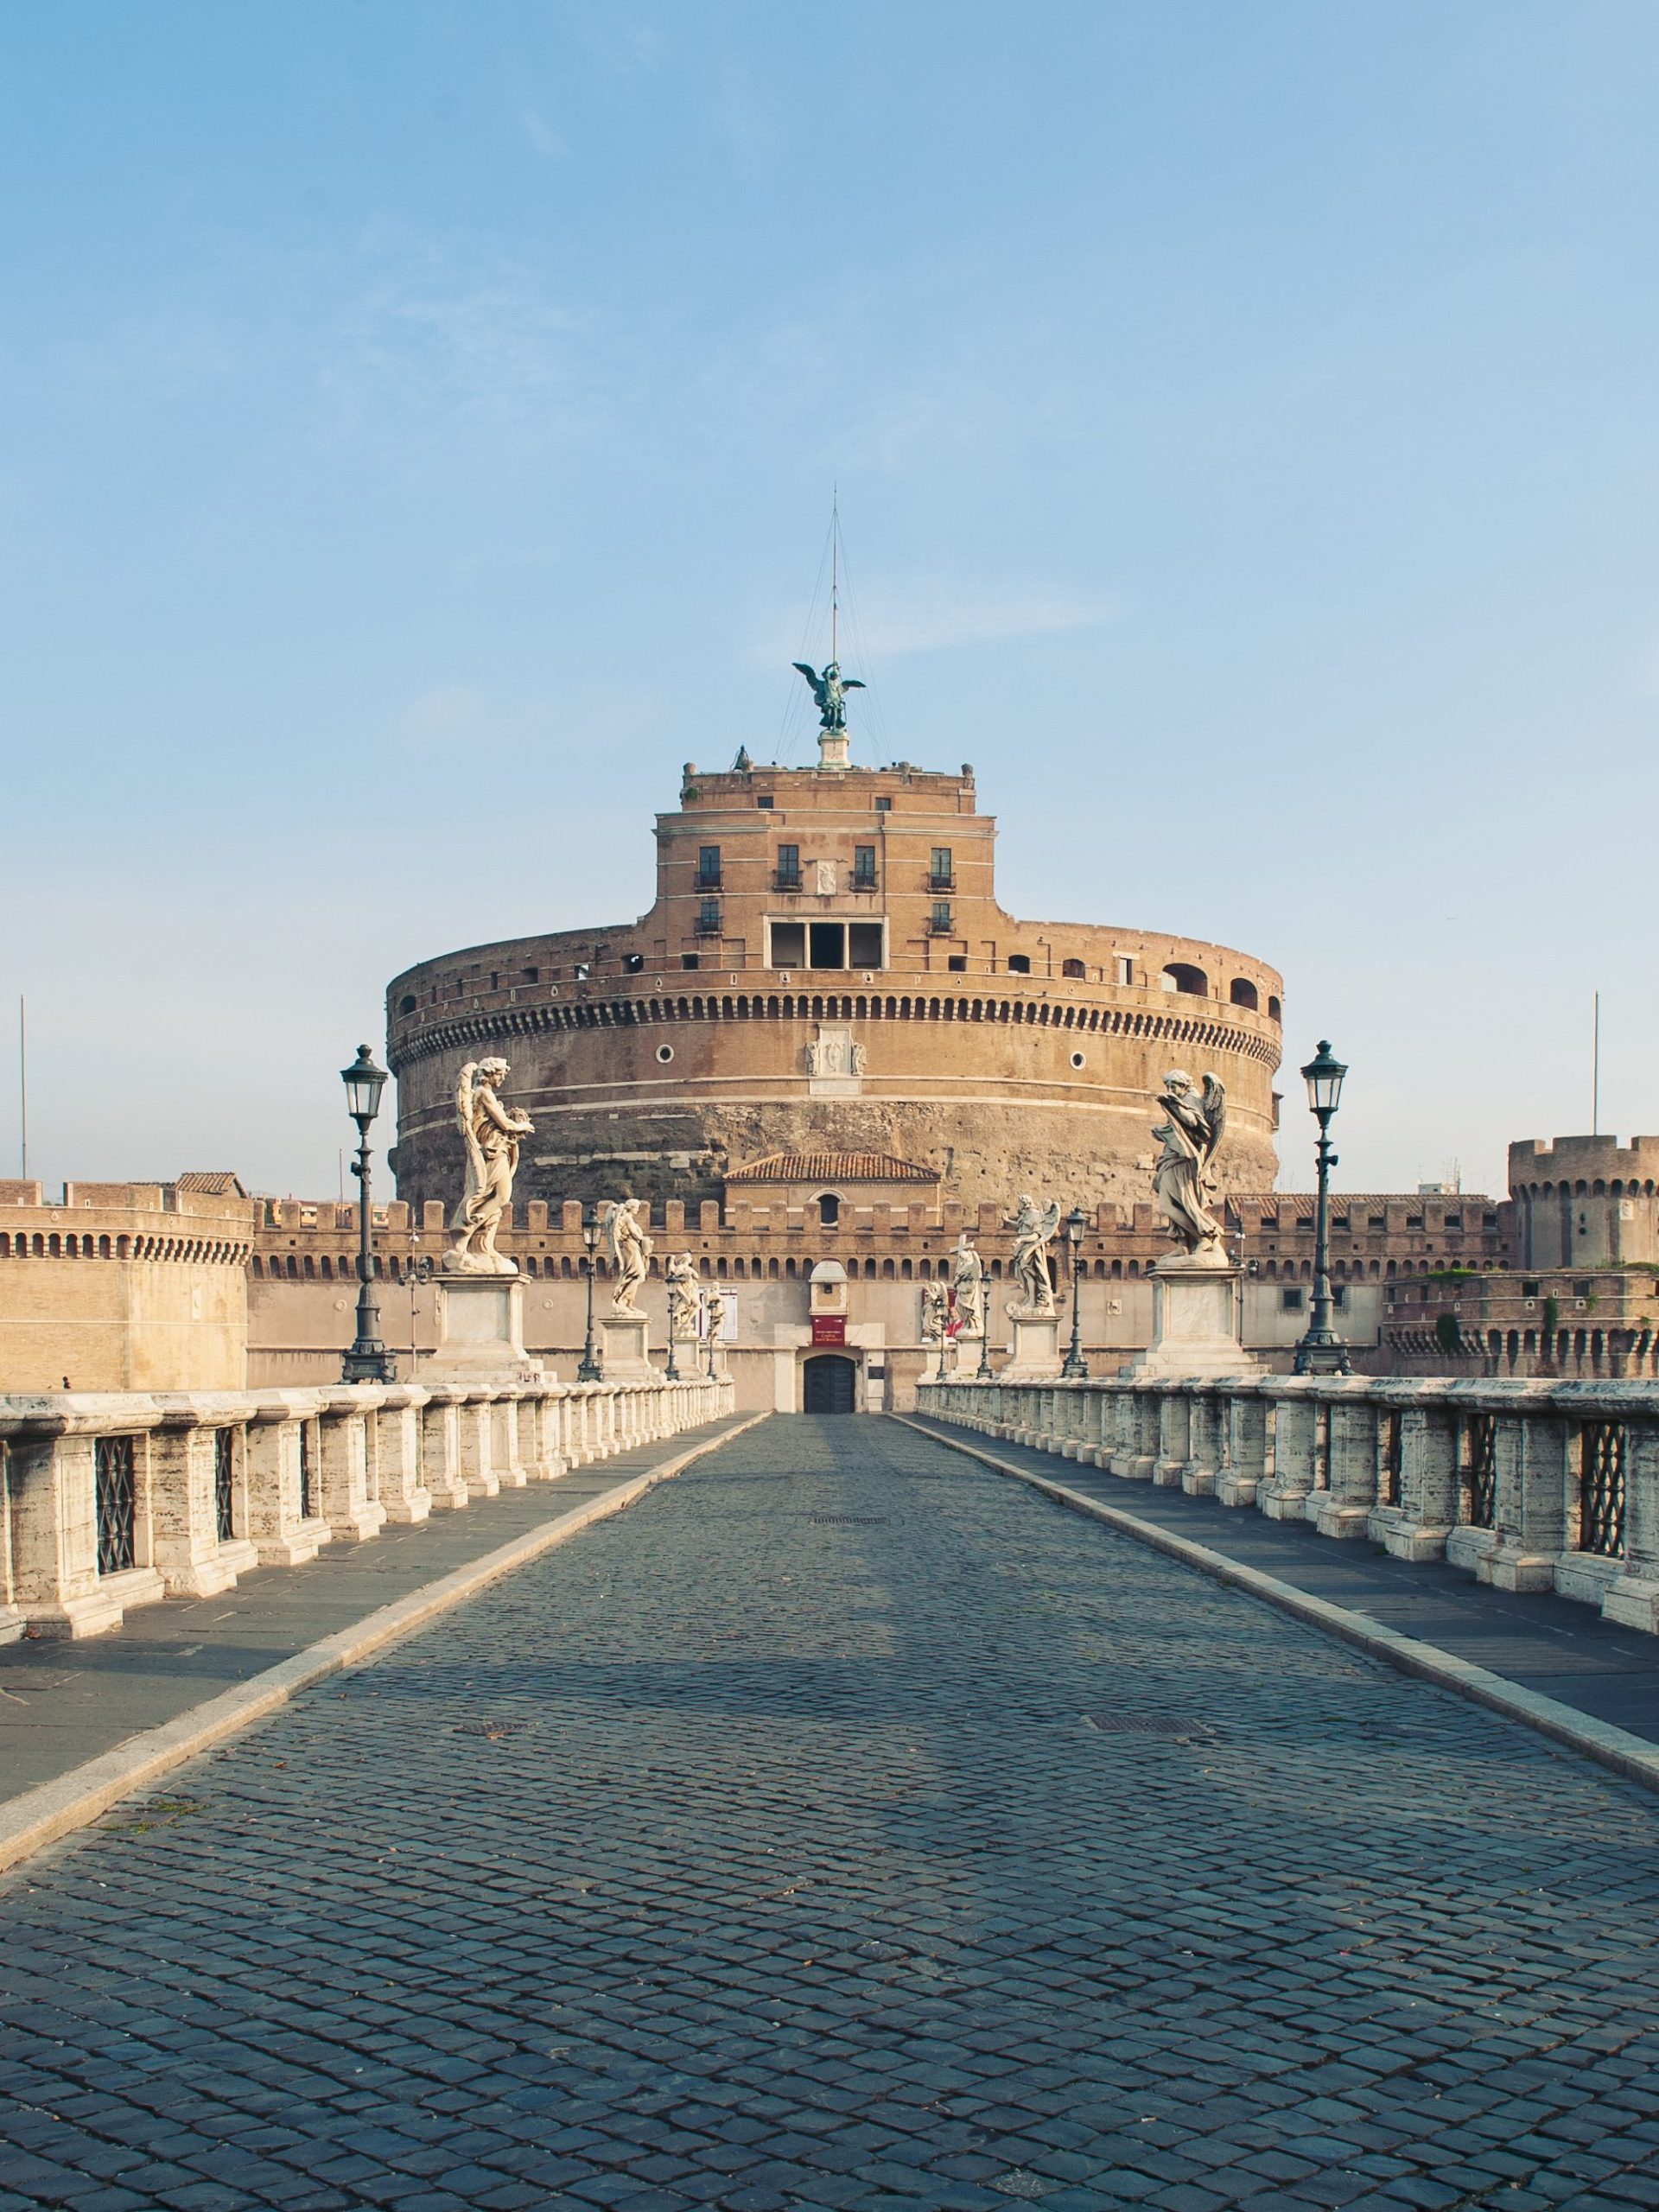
[892,1414,1659,1801]
[0,1412,767,1878]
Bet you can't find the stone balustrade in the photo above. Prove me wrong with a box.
[915,1371,1659,1634]
[0,1372,734,1640]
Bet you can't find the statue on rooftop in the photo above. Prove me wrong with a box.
[445,1058,534,1275]
[791,658,865,732]
[1152,1070,1228,1261]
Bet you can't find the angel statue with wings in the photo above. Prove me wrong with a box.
[445,1058,535,1274]
[1004,1193,1062,1314]
[1152,1070,1228,1260]
[602,1198,653,1313]
[791,658,865,732]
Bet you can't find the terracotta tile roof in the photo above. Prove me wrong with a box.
[176,1172,250,1196]
[726,1151,939,1186]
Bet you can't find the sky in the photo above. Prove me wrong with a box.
[3,0,1656,1202]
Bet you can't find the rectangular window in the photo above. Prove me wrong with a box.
[769,920,805,968]
[930,846,954,888]
[853,844,877,887]
[809,921,846,969]
[1007,954,1031,975]
[848,921,884,969]
[95,1436,138,1574]
[931,902,953,934]
[624,952,645,973]
[947,954,968,972]
[696,898,721,935]
[1281,1287,1305,1311]
[874,795,893,811]
[755,792,773,808]
[696,845,721,888]
[681,952,700,969]
[1114,957,1133,986]
[213,1427,236,1543]
[1522,1280,1540,1298]
[776,843,800,887]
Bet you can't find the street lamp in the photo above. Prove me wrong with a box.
[1293,1039,1351,1376]
[577,1202,603,1381]
[340,1045,397,1384]
[1062,1205,1090,1378]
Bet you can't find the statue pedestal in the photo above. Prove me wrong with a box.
[1001,1304,1063,1381]
[600,1308,657,1381]
[1129,1257,1256,1379]
[426,1274,544,1382]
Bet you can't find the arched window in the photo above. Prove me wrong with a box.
[1268,995,1281,1022]
[1061,957,1085,979]
[817,1192,841,1226]
[1229,978,1258,1011]
[398,994,416,1014]
[1162,963,1207,996]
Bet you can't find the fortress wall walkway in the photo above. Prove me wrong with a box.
[3,1414,1659,2212]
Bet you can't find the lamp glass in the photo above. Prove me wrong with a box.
[1300,1039,1347,1117]
[1065,1205,1087,1247]
[341,1044,388,1122]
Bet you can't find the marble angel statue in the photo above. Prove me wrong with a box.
[1004,1193,1061,1313]
[602,1198,653,1313]
[445,1058,534,1274]
[1152,1069,1228,1259]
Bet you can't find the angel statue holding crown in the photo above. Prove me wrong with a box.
[445,1058,535,1274]
[1152,1069,1228,1260]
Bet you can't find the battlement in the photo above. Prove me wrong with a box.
[1510,1135,1659,1192]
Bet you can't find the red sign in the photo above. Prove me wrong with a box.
[811,1315,847,1346]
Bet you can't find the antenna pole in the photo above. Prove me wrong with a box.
[830,487,838,664]
[1592,989,1600,1136]
[17,995,26,1181]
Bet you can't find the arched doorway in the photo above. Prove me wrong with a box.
[803,1354,857,1414]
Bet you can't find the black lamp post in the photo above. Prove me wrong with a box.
[1293,1039,1351,1376]
[1062,1205,1090,1377]
[340,1045,397,1384]
[577,1202,603,1381]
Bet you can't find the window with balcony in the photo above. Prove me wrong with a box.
[775,843,801,890]
[696,898,721,936]
[696,845,722,890]
[853,844,877,888]
[930,902,953,934]
[930,846,954,890]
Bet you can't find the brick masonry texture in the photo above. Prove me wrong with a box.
[2,1415,1659,2211]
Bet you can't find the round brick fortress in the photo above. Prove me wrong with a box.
[385,753,1285,1216]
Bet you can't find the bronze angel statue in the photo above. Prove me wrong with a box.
[1152,1070,1228,1259]
[792,658,865,732]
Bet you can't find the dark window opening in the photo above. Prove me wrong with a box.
[1282,1287,1305,1311]
[930,902,953,934]
[697,846,721,889]
[696,899,721,936]
[625,952,645,973]
[817,1192,841,1225]
[948,955,968,972]
[848,921,884,969]
[1163,963,1207,996]
[930,846,954,889]
[1522,1281,1540,1298]
[770,920,805,967]
[875,795,893,812]
[397,993,416,1014]
[1007,954,1031,975]
[1268,995,1282,1021]
[1062,958,1085,979]
[681,952,700,969]
[96,1436,137,1574]
[776,843,801,889]
[755,792,774,808]
[853,844,877,887]
[810,921,846,969]
[1229,978,1259,1010]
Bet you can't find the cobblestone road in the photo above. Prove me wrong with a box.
[3,1416,1659,2212]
